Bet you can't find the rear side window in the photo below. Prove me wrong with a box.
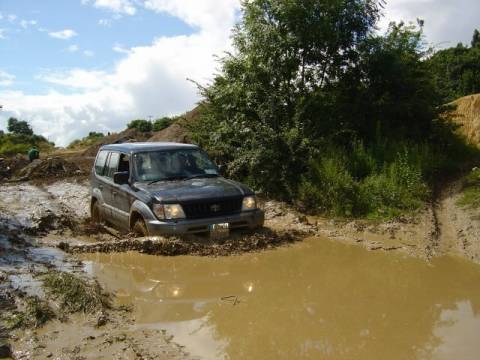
[95,150,108,176]
[106,152,120,179]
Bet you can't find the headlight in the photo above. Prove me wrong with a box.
[242,196,257,211]
[153,204,186,220]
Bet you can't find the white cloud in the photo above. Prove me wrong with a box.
[37,69,109,90]
[379,0,480,48]
[112,43,130,54]
[0,71,15,86]
[0,29,6,39]
[83,50,95,57]
[98,18,113,27]
[67,44,80,53]
[83,0,136,16]
[0,0,241,146]
[20,19,37,29]
[48,29,77,40]
[7,14,17,23]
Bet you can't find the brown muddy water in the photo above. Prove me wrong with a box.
[82,237,480,360]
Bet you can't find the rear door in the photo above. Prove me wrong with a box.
[92,150,111,219]
[110,153,132,231]
[103,151,120,225]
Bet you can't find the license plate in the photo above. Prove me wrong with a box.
[209,223,229,240]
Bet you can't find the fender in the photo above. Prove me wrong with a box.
[130,200,157,224]
[91,187,105,205]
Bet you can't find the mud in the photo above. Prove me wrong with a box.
[64,228,304,257]
[1,173,480,359]
[82,238,480,360]
[0,218,195,359]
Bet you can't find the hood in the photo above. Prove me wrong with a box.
[134,177,253,203]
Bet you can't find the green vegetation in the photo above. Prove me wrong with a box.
[0,117,54,156]
[152,116,175,132]
[458,168,480,209]
[428,29,480,103]
[68,131,105,149]
[127,119,153,132]
[189,0,479,219]
[127,117,176,133]
[42,271,110,314]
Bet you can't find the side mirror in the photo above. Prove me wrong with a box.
[113,171,129,185]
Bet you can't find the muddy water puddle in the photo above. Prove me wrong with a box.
[82,237,480,360]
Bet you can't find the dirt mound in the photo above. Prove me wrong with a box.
[14,157,82,181]
[450,94,480,146]
[82,128,153,156]
[0,156,29,181]
[62,228,306,257]
[147,123,190,143]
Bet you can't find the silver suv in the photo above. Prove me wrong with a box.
[90,142,264,237]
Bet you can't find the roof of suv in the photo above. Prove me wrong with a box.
[100,142,198,153]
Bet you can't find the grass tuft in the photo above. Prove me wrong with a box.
[457,168,480,209]
[42,272,110,314]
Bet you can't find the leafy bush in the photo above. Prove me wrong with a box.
[188,0,480,219]
[0,132,54,156]
[127,119,152,132]
[457,168,480,209]
[68,131,104,149]
[297,144,430,218]
[152,117,174,132]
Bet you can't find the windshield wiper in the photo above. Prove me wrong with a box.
[148,176,187,185]
[183,174,219,181]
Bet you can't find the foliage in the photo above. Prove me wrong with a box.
[152,116,175,132]
[0,132,54,156]
[127,119,153,132]
[428,30,480,102]
[7,117,34,136]
[188,0,479,218]
[457,168,480,209]
[68,131,105,149]
[297,143,430,218]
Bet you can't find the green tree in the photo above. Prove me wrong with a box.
[127,119,152,132]
[472,29,480,48]
[190,0,382,197]
[428,29,480,102]
[7,117,34,136]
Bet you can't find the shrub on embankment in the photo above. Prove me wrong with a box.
[188,0,480,219]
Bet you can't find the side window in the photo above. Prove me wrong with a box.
[106,152,120,179]
[118,154,130,173]
[95,150,108,176]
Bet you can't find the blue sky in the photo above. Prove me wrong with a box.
[0,0,479,146]
[0,0,193,94]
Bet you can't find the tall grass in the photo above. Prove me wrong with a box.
[297,140,476,219]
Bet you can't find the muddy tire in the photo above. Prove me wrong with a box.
[133,218,149,237]
[91,201,101,224]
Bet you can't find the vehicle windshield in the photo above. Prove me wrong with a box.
[133,148,219,183]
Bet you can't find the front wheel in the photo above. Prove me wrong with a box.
[133,218,149,237]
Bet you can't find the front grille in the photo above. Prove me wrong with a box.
[181,197,243,219]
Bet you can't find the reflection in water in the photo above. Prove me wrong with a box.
[83,238,480,360]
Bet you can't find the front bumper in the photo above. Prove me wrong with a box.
[145,209,264,235]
